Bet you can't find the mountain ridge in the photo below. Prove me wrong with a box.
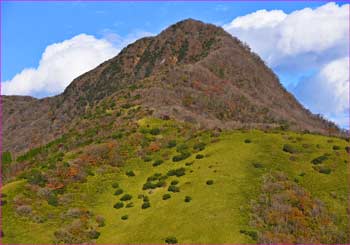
[2,19,341,156]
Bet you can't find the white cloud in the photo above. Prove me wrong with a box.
[294,57,349,127]
[224,2,349,128]
[2,30,154,97]
[2,34,118,97]
[223,2,348,70]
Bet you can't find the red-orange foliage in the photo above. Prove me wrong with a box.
[149,142,160,152]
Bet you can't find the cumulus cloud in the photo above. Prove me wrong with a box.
[224,2,349,128]
[294,57,349,127]
[2,34,119,97]
[223,2,348,70]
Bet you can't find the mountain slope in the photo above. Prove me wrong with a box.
[2,117,349,244]
[2,19,340,156]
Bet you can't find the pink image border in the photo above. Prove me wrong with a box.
[0,0,349,245]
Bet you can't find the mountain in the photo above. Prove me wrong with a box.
[1,19,349,244]
[2,19,340,156]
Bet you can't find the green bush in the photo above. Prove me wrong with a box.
[152,159,164,167]
[172,152,191,162]
[185,162,193,166]
[206,180,214,185]
[193,142,206,151]
[88,230,101,240]
[113,202,124,209]
[167,140,177,148]
[332,145,340,150]
[1,151,12,166]
[114,189,123,195]
[150,128,161,135]
[171,180,179,185]
[143,196,149,202]
[112,182,119,188]
[141,202,151,209]
[282,144,298,154]
[120,194,132,201]
[163,194,171,200]
[48,194,58,206]
[121,215,129,220]
[165,236,178,244]
[168,185,180,193]
[195,154,204,159]
[184,196,192,202]
[176,143,188,153]
[126,171,135,177]
[319,167,332,174]
[126,202,134,208]
[239,230,257,241]
[311,155,328,165]
[143,156,152,162]
[244,139,252,143]
[27,169,47,187]
[167,168,186,177]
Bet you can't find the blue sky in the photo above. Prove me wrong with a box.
[1,1,349,128]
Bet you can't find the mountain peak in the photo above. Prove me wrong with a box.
[3,19,341,155]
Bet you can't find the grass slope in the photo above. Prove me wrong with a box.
[1,118,349,244]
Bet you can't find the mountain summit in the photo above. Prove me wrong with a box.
[3,19,339,155]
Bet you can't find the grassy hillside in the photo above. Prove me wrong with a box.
[1,117,349,244]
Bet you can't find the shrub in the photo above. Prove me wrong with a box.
[121,215,129,220]
[184,196,192,202]
[16,205,32,216]
[206,180,214,185]
[142,202,151,209]
[163,194,171,200]
[345,146,350,154]
[172,152,191,162]
[244,139,252,143]
[193,142,206,151]
[311,155,328,165]
[252,162,263,168]
[96,215,105,227]
[48,194,58,206]
[282,144,298,154]
[196,154,204,159]
[318,167,332,174]
[88,230,100,240]
[165,236,178,244]
[171,180,179,185]
[168,185,180,193]
[120,194,132,201]
[143,196,149,202]
[239,230,257,241]
[1,151,12,166]
[153,159,164,167]
[185,162,193,166]
[114,189,123,195]
[332,145,340,150]
[126,171,135,177]
[176,143,188,153]
[126,202,134,208]
[27,169,47,187]
[167,140,177,148]
[112,182,119,188]
[150,128,161,135]
[167,168,186,177]
[113,202,124,209]
[143,156,152,162]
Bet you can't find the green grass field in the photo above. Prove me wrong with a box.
[1,118,349,244]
